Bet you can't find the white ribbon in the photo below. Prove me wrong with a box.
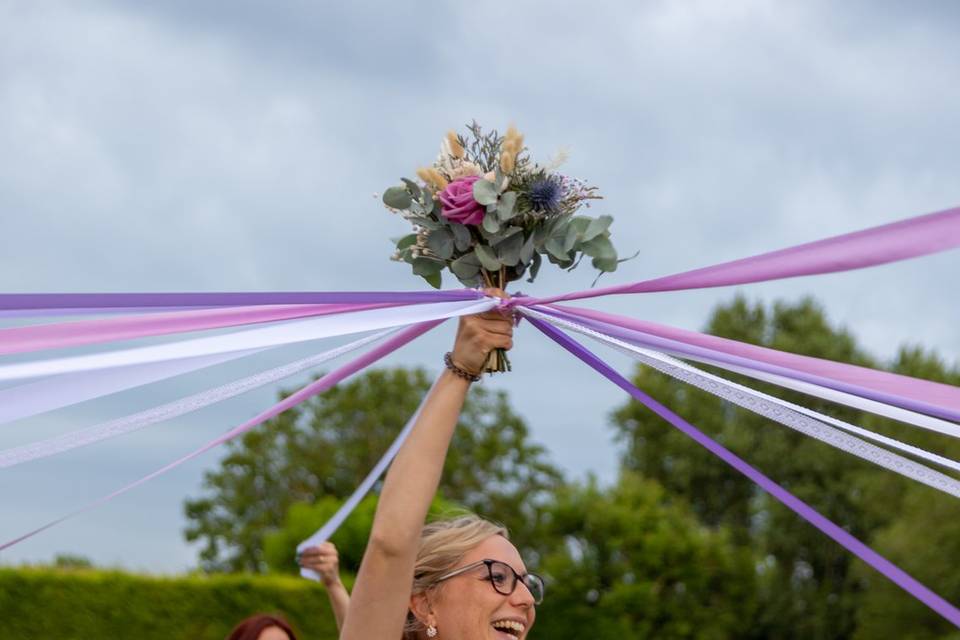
[524,309,960,497]
[0,329,396,469]
[0,299,496,384]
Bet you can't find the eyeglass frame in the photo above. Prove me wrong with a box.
[433,559,545,605]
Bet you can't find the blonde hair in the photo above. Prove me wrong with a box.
[403,513,509,638]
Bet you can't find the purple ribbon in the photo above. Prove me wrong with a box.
[541,305,960,423]
[0,289,482,311]
[528,315,960,629]
[525,205,960,305]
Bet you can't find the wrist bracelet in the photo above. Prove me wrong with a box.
[444,352,482,383]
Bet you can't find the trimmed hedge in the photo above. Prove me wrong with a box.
[0,567,340,640]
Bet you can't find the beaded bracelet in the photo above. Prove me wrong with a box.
[444,352,482,383]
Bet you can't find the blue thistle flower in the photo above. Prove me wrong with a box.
[527,175,563,214]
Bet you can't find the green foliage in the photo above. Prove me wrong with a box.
[533,473,757,639]
[0,566,339,640]
[184,367,564,573]
[262,494,460,576]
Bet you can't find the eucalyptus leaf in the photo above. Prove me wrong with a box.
[582,235,616,260]
[451,252,481,279]
[474,244,502,271]
[395,234,418,251]
[412,257,445,277]
[449,222,472,251]
[592,256,619,272]
[422,271,442,289]
[472,179,499,206]
[482,213,501,234]
[496,232,524,266]
[496,191,518,222]
[409,215,440,230]
[526,252,542,283]
[422,193,435,214]
[383,186,413,210]
[426,228,455,260]
[564,217,591,253]
[583,215,613,242]
[519,233,536,264]
[545,236,571,261]
[491,225,523,245]
[400,178,422,200]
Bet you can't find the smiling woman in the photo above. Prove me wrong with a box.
[339,290,539,640]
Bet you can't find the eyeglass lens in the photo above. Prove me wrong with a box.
[488,561,544,604]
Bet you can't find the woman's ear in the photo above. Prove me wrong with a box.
[409,591,434,624]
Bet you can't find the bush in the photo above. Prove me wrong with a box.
[0,566,339,640]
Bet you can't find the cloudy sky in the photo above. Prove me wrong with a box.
[1,0,958,573]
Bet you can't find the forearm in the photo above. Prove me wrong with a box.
[371,368,469,552]
[324,581,350,632]
[341,369,470,639]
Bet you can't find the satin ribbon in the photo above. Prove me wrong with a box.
[0,299,495,383]
[0,329,397,469]
[527,316,960,629]
[0,320,443,551]
[541,305,960,427]
[0,289,483,311]
[0,303,402,356]
[526,308,960,480]
[525,204,960,304]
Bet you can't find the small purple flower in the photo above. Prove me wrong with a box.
[528,175,563,213]
[438,176,486,226]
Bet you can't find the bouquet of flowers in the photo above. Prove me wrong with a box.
[383,122,625,371]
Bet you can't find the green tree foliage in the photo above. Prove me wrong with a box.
[608,295,950,638]
[184,367,564,572]
[533,473,757,639]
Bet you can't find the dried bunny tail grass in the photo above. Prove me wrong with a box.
[416,167,448,190]
[446,130,465,159]
[500,151,515,174]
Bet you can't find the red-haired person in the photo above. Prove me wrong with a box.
[225,613,297,640]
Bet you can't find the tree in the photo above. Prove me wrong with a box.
[184,367,564,572]
[609,295,907,638]
[532,472,757,639]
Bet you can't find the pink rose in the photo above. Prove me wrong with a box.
[438,175,486,226]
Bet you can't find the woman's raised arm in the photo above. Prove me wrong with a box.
[340,299,513,639]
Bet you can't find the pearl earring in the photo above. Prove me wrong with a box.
[427,624,438,637]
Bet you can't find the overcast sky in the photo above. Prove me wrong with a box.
[1,0,958,573]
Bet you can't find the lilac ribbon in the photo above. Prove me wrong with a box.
[542,305,960,424]
[0,290,482,311]
[524,205,960,305]
[0,320,442,551]
[0,302,402,356]
[528,316,960,629]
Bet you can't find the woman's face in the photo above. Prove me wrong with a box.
[256,626,291,640]
[430,535,537,640]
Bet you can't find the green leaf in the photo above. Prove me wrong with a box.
[491,225,523,245]
[482,213,501,234]
[496,232,524,266]
[383,186,412,210]
[583,215,613,242]
[422,271,442,289]
[426,228,455,260]
[472,179,499,206]
[474,244,502,271]
[412,257,444,277]
[410,216,441,230]
[449,222,472,252]
[451,251,481,279]
[496,191,518,222]
[564,217,591,253]
[526,252,542,283]
[592,256,619,272]
[519,233,536,265]
[582,235,616,260]
[395,234,418,251]
[400,178,422,201]
[545,236,570,261]
[422,192,435,214]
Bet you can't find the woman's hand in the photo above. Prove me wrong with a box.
[298,542,342,587]
[450,288,514,375]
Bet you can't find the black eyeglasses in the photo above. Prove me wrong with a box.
[434,559,545,605]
